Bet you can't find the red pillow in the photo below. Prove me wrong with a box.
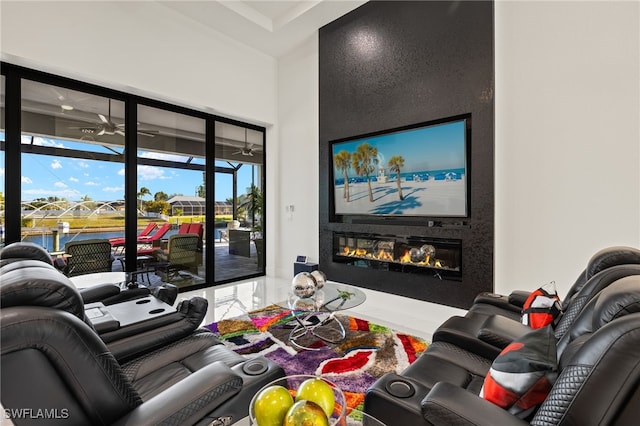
[480,326,558,418]
[521,282,561,329]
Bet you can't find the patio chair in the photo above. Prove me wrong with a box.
[155,234,201,283]
[108,222,157,249]
[63,239,115,277]
[135,222,173,251]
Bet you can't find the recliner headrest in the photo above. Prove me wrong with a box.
[587,246,640,279]
[0,241,54,265]
[592,275,640,328]
[555,264,640,339]
[0,260,85,320]
[561,274,640,348]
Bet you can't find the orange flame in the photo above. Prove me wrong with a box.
[376,249,393,261]
[400,250,411,263]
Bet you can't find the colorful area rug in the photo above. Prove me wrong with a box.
[204,304,428,414]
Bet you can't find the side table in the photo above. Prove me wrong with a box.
[117,255,156,283]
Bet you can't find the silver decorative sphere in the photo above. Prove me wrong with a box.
[421,244,436,257]
[409,247,423,263]
[310,270,327,289]
[291,272,317,298]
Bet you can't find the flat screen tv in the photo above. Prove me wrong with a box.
[331,115,469,218]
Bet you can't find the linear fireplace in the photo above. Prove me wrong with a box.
[333,232,462,281]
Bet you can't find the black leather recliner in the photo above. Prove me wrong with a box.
[467,246,640,320]
[364,275,640,426]
[421,311,640,425]
[432,262,640,360]
[1,258,285,425]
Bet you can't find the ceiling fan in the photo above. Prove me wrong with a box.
[70,99,158,137]
[233,128,255,156]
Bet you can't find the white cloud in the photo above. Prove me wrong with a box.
[51,159,63,169]
[117,168,125,176]
[77,161,90,169]
[54,181,68,188]
[85,181,99,186]
[69,177,79,182]
[103,186,124,193]
[0,168,4,176]
[21,176,33,184]
[138,165,167,181]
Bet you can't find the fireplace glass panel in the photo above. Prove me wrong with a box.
[333,233,462,280]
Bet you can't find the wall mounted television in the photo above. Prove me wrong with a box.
[330,114,469,219]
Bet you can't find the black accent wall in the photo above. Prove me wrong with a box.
[319,1,494,309]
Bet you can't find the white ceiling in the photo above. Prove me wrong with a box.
[158,0,367,58]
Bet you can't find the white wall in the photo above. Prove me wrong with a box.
[494,0,640,298]
[0,1,277,125]
[274,35,320,277]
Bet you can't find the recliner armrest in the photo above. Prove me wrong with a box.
[422,382,529,426]
[111,361,243,426]
[79,283,121,304]
[432,315,503,359]
[507,290,530,307]
[477,315,531,349]
[472,292,522,313]
[105,297,209,362]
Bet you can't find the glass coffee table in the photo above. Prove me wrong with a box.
[277,282,366,351]
[68,271,127,289]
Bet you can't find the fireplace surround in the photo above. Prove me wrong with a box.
[318,1,494,309]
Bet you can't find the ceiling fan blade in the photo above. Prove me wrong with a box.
[97,128,106,136]
[115,129,126,136]
[137,131,156,138]
[98,114,109,124]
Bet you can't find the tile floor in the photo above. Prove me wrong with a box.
[179,276,467,341]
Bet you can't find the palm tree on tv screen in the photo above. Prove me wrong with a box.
[388,155,405,201]
[334,150,352,202]
[352,142,378,203]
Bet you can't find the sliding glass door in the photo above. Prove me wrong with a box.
[214,121,265,282]
[1,63,266,290]
[135,104,207,290]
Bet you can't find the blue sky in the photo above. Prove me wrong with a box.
[0,134,253,202]
[332,119,466,176]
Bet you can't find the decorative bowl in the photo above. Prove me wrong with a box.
[249,375,346,426]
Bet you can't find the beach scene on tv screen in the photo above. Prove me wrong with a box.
[332,119,467,217]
